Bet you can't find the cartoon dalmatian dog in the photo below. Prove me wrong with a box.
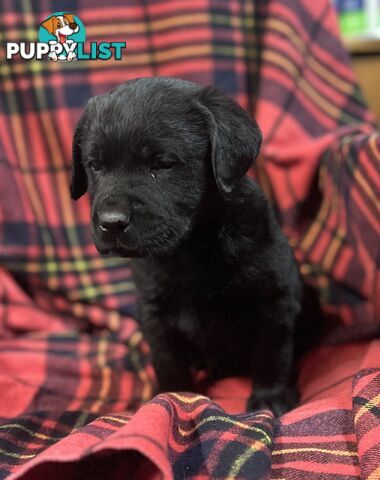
[41,13,79,62]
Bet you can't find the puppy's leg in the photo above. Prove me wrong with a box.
[150,332,194,393]
[247,297,299,416]
[138,303,194,393]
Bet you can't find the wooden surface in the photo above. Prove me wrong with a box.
[344,37,380,54]
[350,54,380,124]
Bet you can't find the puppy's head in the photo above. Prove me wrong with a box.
[41,14,79,38]
[71,77,262,257]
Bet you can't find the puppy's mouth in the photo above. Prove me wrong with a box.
[96,241,180,258]
[97,244,144,258]
[94,236,145,258]
[57,32,67,43]
[93,227,187,258]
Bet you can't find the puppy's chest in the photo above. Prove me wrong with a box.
[138,254,231,300]
[133,258,256,357]
[168,294,255,363]
[165,296,223,336]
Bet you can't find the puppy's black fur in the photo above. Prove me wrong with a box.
[71,77,302,415]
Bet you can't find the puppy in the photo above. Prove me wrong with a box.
[41,13,79,61]
[71,77,302,415]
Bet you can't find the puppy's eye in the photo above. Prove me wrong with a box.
[151,159,176,172]
[150,156,177,179]
[89,161,102,173]
[159,160,176,169]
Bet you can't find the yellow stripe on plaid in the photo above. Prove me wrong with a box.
[272,447,358,457]
[355,393,380,422]
[0,449,36,460]
[266,18,361,98]
[68,280,134,301]
[226,439,269,479]
[347,154,380,213]
[73,411,93,430]
[90,334,112,413]
[101,415,130,425]
[169,392,208,404]
[0,423,62,442]
[263,50,360,124]
[3,257,128,274]
[128,331,154,402]
[178,415,272,445]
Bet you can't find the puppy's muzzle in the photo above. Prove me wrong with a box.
[98,211,130,236]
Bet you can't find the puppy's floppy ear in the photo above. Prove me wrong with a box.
[63,13,75,24]
[70,110,88,200]
[41,16,56,34]
[195,86,262,198]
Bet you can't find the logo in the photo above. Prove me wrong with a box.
[39,12,85,61]
[6,12,126,62]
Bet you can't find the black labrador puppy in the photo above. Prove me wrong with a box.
[71,77,302,415]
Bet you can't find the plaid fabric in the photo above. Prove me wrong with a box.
[0,0,379,479]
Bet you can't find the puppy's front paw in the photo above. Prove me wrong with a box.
[48,52,58,62]
[247,385,298,416]
[67,51,76,62]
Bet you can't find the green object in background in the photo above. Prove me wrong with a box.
[339,9,367,36]
[334,0,380,37]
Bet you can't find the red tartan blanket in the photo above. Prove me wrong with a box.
[0,0,379,479]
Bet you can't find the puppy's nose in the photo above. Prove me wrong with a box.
[98,212,130,235]
[69,22,77,29]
